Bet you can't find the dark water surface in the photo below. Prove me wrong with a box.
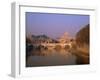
[26,49,78,67]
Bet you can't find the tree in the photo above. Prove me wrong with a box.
[76,24,89,46]
[26,37,32,43]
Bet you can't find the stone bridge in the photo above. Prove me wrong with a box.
[32,43,72,49]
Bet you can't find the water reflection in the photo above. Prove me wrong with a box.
[26,48,77,67]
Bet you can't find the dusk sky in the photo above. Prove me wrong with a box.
[26,12,89,39]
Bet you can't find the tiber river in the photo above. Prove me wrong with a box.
[26,48,77,67]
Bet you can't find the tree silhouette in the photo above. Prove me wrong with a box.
[76,24,89,46]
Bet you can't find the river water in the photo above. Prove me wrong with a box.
[26,49,77,67]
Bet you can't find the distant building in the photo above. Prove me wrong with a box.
[57,32,71,43]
